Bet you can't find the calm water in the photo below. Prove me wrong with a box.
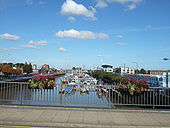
[0,75,112,108]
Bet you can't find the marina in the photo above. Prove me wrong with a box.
[0,73,112,108]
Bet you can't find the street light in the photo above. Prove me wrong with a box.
[163,58,169,87]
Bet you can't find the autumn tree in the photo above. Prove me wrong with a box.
[1,65,13,76]
[13,69,22,75]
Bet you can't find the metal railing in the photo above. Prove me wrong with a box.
[0,75,33,82]
[0,82,170,108]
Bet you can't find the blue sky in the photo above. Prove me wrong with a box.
[0,0,170,70]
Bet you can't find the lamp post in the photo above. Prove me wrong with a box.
[163,58,169,87]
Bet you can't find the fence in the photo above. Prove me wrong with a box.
[0,75,33,82]
[0,82,170,108]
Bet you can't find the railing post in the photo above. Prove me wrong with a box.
[108,85,110,108]
[153,88,155,109]
[20,83,23,105]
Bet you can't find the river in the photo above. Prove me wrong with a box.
[0,74,112,108]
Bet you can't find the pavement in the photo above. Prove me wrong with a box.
[0,105,170,128]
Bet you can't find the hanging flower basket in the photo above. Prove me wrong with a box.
[29,75,56,89]
[116,77,150,95]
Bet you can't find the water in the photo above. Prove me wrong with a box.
[0,75,111,108]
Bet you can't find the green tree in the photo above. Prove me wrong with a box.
[88,70,122,84]
[23,63,33,74]
[140,68,146,74]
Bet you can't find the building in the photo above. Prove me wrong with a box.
[32,64,39,74]
[122,74,163,87]
[101,64,114,72]
[162,72,170,87]
[71,67,88,75]
[41,64,50,70]
[32,64,37,70]
[149,70,166,75]
[115,67,135,74]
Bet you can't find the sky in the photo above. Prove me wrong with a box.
[0,0,170,70]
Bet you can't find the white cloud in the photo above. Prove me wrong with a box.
[96,0,108,8]
[28,40,48,46]
[115,42,127,45]
[126,3,136,10]
[56,29,108,39]
[0,47,19,52]
[0,33,20,41]
[102,0,143,11]
[59,48,67,52]
[68,16,76,22]
[20,40,47,50]
[20,44,39,49]
[60,0,96,20]
[0,39,47,52]
[26,0,33,5]
[107,0,142,4]
[116,34,123,38]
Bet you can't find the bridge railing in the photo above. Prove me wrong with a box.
[0,82,170,108]
[0,75,33,82]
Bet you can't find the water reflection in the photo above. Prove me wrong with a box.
[0,76,111,108]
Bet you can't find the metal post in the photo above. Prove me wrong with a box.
[108,85,110,108]
[20,83,23,105]
[166,71,168,87]
[153,88,155,109]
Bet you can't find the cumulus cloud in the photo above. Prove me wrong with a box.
[28,40,48,46]
[68,16,76,22]
[0,33,20,41]
[56,29,108,39]
[115,42,127,45]
[60,0,96,20]
[59,48,67,52]
[96,0,108,8]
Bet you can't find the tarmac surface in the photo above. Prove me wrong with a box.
[0,105,170,128]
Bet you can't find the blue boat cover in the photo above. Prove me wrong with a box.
[65,87,72,92]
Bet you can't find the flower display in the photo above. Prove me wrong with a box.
[29,75,56,89]
[116,77,150,95]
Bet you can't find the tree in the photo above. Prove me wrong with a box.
[88,70,122,84]
[135,69,140,74]
[23,63,33,74]
[140,68,146,74]
[72,67,76,70]
[13,69,22,75]
[1,65,13,76]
